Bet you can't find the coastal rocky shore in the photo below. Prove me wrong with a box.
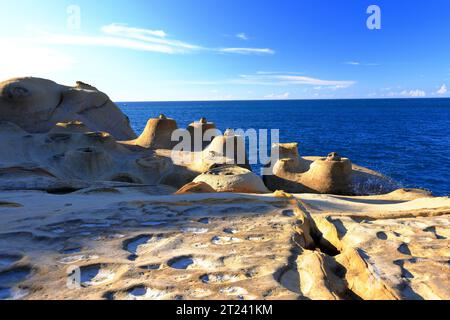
[0,77,448,300]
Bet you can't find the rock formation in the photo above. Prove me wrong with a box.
[193,165,270,194]
[187,118,219,151]
[0,121,172,191]
[0,189,448,300]
[123,114,178,150]
[175,181,217,194]
[2,80,380,196]
[157,130,253,188]
[264,143,398,195]
[0,77,136,140]
[203,129,248,167]
[306,189,450,300]
[0,77,448,300]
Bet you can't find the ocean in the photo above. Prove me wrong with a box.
[119,98,450,196]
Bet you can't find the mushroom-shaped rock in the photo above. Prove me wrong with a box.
[0,77,136,140]
[271,143,310,172]
[175,181,217,194]
[187,118,219,151]
[265,149,353,195]
[300,153,353,194]
[193,165,269,194]
[128,115,178,149]
[264,143,398,195]
[203,130,249,168]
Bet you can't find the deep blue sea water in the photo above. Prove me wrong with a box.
[119,99,450,196]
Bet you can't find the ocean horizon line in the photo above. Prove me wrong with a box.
[116,96,450,104]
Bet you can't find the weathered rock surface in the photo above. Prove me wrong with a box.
[0,189,448,300]
[193,165,270,194]
[0,78,136,140]
[0,191,304,300]
[300,189,450,300]
[175,182,217,195]
[0,121,173,191]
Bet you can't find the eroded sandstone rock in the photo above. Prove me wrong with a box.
[0,77,136,140]
[187,118,219,151]
[0,191,304,300]
[175,181,216,194]
[157,130,252,188]
[308,194,450,300]
[0,121,172,191]
[193,165,269,194]
[264,143,398,195]
[124,114,178,150]
[0,77,448,301]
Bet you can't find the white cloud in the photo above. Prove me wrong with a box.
[0,24,274,56]
[436,84,448,95]
[236,33,248,40]
[264,92,290,99]
[382,89,427,98]
[179,73,355,89]
[18,24,202,54]
[344,61,379,66]
[101,24,167,38]
[31,34,187,54]
[272,75,355,87]
[256,71,304,75]
[218,48,274,55]
[400,89,426,97]
[101,23,202,52]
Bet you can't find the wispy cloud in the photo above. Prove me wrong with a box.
[1,24,274,56]
[256,71,304,75]
[273,75,355,87]
[24,23,202,54]
[177,72,355,88]
[102,24,167,38]
[101,23,202,52]
[218,48,274,55]
[236,33,249,40]
[29,34,188,54]
[344,61,380,66]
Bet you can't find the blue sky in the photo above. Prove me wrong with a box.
[1,0,449,101]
